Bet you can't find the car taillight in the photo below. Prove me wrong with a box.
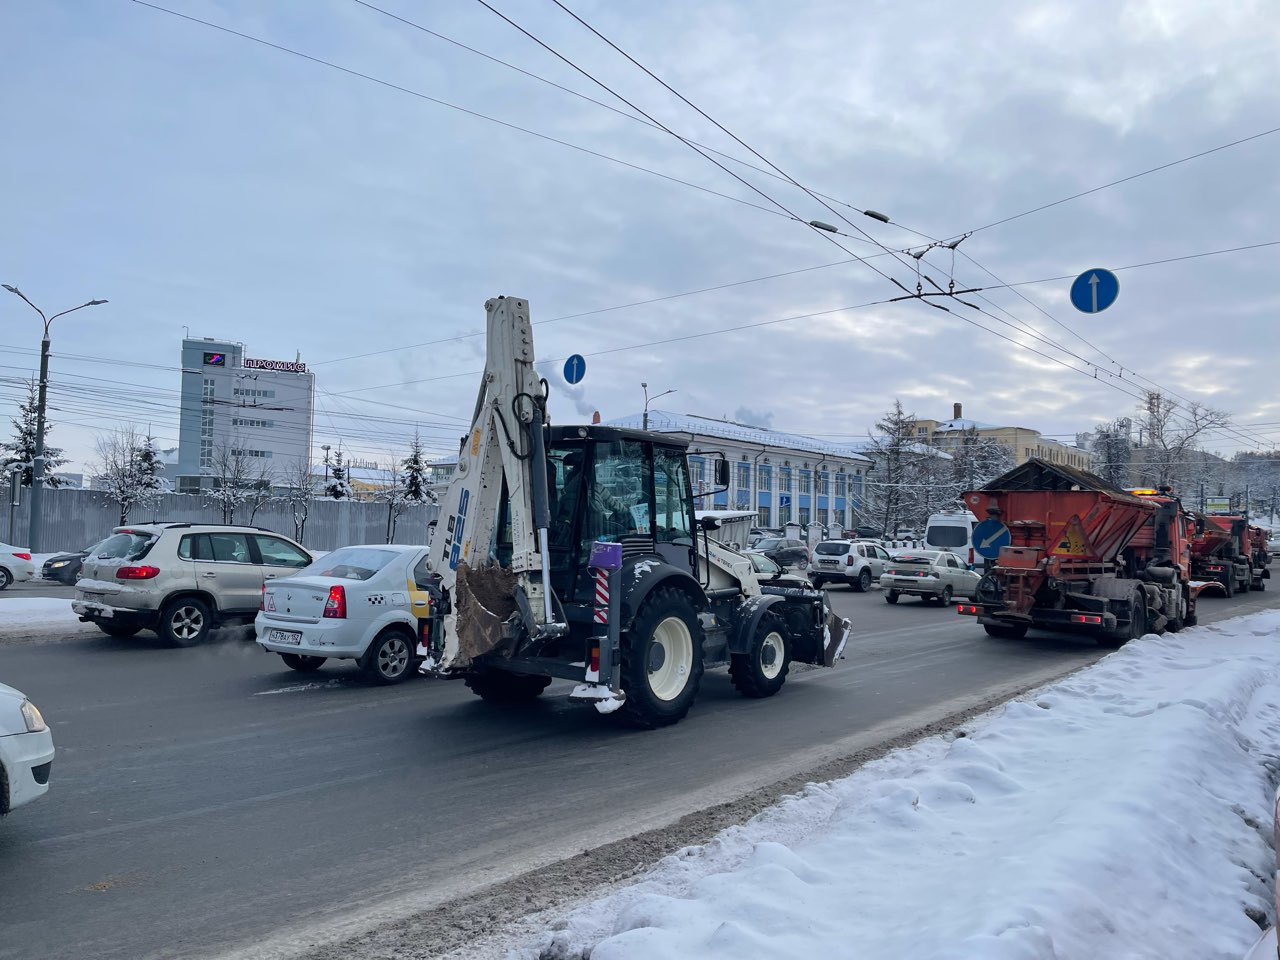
[259,584,266,611]
[968,547,974,565]
[846,555,855,566]
[13,552,31,561]
[323,585,347,619]
[116,565,160,580]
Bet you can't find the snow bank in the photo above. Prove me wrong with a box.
[0,597,85,630]
[528,612,1280,960]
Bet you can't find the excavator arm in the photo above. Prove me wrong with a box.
[421,296,566,672]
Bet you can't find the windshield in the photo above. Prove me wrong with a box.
[815,541,850,556]
[926,524,969,547]
[749,552,780,575]
[94,531,157,561]
[756,538,783,549]
[302,547,399,581]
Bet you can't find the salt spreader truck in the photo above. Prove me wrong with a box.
[957,460,1196,645]
[414,296,850,728]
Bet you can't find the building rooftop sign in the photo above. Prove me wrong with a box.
[244,357,307,373]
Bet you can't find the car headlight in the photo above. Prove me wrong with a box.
[20,700,47,733]
[50,560,69,568]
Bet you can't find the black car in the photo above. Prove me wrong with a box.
[42,541,101,584]
[849,524,883,539]
[751,536,809,569]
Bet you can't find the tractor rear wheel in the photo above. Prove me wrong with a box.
[618,588,704,729]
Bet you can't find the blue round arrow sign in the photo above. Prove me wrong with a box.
[1069,268,1119,314]
[563,354,586,385]
[972,518,1011,560]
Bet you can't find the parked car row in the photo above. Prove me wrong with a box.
[58,523,433,684]
[802,535,982,607]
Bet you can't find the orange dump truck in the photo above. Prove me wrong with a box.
[957,460,1195,645]
[1191,513,1262,596]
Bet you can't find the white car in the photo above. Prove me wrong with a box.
[879,550,981,605]
[0,542,36,591]
[808,540,893,591]
[0,681,54,816]
[255,544,431,683]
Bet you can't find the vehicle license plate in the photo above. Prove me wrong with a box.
[820,560,838,565]
[269,629,302,645]
[83,592,105,602]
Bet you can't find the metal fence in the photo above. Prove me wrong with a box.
[3,486,440,553]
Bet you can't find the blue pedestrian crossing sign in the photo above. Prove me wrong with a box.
[563,354,586,385]
[972,518,1011,560]
[1069,268,1119,314]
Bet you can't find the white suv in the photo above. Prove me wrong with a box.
[808,539,893,591]
[72,524,313,646]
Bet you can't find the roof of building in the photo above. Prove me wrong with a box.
[605,411,873,463]
[932,417,1005,432]
[843,438,952,460]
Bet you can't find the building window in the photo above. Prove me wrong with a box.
[835,474,847,497]
[833,508,845,527]
[799,507,811,525]
[757,465,771,491]
[780,467,792,492]
[736,463,751,489]
[818,471,829,496]
[758,506,771,527]
[800,470,812,494]
[231,448,273,459]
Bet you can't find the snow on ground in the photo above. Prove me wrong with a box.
[0,597,83,629]
[524,611,1280,960]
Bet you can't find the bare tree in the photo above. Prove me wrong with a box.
[281,456,315,544]
[374,460,408,543]
[1135,391,1229,489]
[245,458,277,525]
[208,441,254,524]
[92,426,160,523]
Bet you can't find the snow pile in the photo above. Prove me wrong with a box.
[0,597,85,630]
[528,612,1280,960]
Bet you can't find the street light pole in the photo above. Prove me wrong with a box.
[2,284,108,551]
[641,382,676,431]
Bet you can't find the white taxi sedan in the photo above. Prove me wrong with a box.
[879,550,981,605]
[255,545,431,684]
[1,681,54,816]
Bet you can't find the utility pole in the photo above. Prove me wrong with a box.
[2,284,108,551]
[641,382,676,432]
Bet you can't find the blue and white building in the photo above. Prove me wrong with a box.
[606,411,873,531]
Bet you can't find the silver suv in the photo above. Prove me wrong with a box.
[72,524,313,646]
[808,539,893,591]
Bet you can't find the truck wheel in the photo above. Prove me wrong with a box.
[983,622,1028,640]
[618,588,704,728]
[1224,576,1235,598]
[885,590,899,604]
[855,568,871,592]
[1100,593,1145,649]
[729,612,790,699]
[280,653,325,672]
[360,627,414,684]
[465,670,552,703]
[160,597,212,647]
[96,622,141,639]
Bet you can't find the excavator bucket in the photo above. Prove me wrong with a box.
[452,562,520,662]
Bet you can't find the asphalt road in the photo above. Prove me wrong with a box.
[0,583,1275,960]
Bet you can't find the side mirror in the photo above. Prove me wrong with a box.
[714,459,730,487]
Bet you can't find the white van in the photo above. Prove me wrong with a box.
[924,511,978,567]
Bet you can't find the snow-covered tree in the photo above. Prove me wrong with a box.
[134,432,164,495]
[1089,417,1134,488]
[325,448,354,500]
[401,432,431,504]
[2,378,67,486]
[1134,390,1229,489]
[947,428,1016,492]
[93,426,160,523]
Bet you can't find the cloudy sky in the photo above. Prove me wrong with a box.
[2,0,1278,473]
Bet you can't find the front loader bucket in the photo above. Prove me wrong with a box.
[454,562,520,662]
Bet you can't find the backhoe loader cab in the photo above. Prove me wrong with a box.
[418,295,848,728]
